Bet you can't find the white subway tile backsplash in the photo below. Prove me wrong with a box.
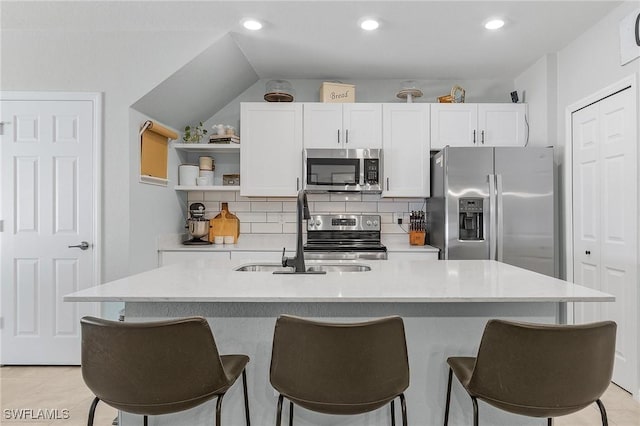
[312,202,346,213]
[188,192,204,202]
[282,201,297,212]
[204,191,235,202]
[330,193,362,202]
[382,223,408,234]
[251,201,283,212]
[251,222,283,233]
[236,195,267,202]
[345,202,378,213]
[282,223,298,234]
[377,202,410,213]
[267,212,297,223]
[379,213,394,223]
[236,212,267,222]
[227,202,252,212]
[187,191,426,237]
[362,194,382,202]
[307,193,331,202]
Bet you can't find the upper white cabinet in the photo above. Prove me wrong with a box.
[240,103,303,196]
[382,104,430,198]
[303,103,382,148]
[431,103,527,149]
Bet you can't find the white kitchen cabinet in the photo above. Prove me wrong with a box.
[381,103,430,198]
[240,103,303,196]
[159,250,230,267]
[431,103,527,149]
[303,103,382,148]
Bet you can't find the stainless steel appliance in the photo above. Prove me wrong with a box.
[183,202,212,245]
[304,214,387,260]
[304,148,382,193]
[428,147,554,276]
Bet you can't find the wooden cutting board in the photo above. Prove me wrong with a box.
[209,207,240,243]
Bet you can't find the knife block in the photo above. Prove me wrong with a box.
[409,231,426,246]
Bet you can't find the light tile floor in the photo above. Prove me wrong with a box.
[1,366,639,425]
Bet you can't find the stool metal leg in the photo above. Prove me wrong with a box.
[276,394,284,426]
[471,397,479,426]
[444,368,453,426]
[391,400,396,426]
[216,394,225,426]
[548,418,553,426]
[596,399,608,426]
[242,370,251,426]
[143,415,148,426]
[400,393,407,426]
[87,397,100,426]
[289,401,293,426]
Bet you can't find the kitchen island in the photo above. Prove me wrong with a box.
[65,259,613,426]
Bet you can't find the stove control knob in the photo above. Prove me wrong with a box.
[366,220,372,227]
[315,220,322,227]
[309,219,315,227]
[373,220,379,227]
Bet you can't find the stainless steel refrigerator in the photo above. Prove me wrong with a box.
[428,146,555,276]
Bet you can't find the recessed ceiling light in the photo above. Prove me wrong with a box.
[484,19,505,30]
[242,19,263,31]
[360,19,380,31]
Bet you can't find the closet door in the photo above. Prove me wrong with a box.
[572,87,637,393]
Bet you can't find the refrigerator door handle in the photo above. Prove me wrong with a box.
[496,174,504,262]
[488,174,497,260]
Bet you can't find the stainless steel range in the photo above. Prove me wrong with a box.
[304,214,387,260]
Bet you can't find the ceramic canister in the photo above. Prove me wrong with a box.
[178,165,199,186]
[199,156,213,170]
[199,170,214,186]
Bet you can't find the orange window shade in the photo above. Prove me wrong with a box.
[140,121,178,180]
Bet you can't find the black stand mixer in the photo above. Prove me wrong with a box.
[183,202,212,245]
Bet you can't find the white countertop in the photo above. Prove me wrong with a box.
[65,259,612,303]
[157,233,440,253]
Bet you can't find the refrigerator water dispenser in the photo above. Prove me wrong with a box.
[458,198,483,240]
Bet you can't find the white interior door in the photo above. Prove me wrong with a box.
[572,87,637,393]
[1,94,100,364]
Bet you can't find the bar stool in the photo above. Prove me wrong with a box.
[443,319,616,426]
[81,316,251,426]
[269,315,409,426]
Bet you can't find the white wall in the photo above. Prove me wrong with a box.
[1,28,230,317]
[514,54,558,147]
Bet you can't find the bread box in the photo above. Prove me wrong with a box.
[320,82,355,103]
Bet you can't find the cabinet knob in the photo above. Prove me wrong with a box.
[337,129,340,144]
[585,250,591,255]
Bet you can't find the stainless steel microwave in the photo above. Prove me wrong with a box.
[303,148,382,193]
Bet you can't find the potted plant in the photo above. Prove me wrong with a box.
[182,122,208,143]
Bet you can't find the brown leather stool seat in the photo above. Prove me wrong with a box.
[270,315,410,426]
[81,316,251,426]
[444,319,616,426]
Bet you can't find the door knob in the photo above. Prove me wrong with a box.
[585,250,591,255]
[68,241,90,250]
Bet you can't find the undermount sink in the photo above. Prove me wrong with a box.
[233,263,371,273]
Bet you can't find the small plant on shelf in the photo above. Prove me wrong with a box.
[182,122,208,143]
